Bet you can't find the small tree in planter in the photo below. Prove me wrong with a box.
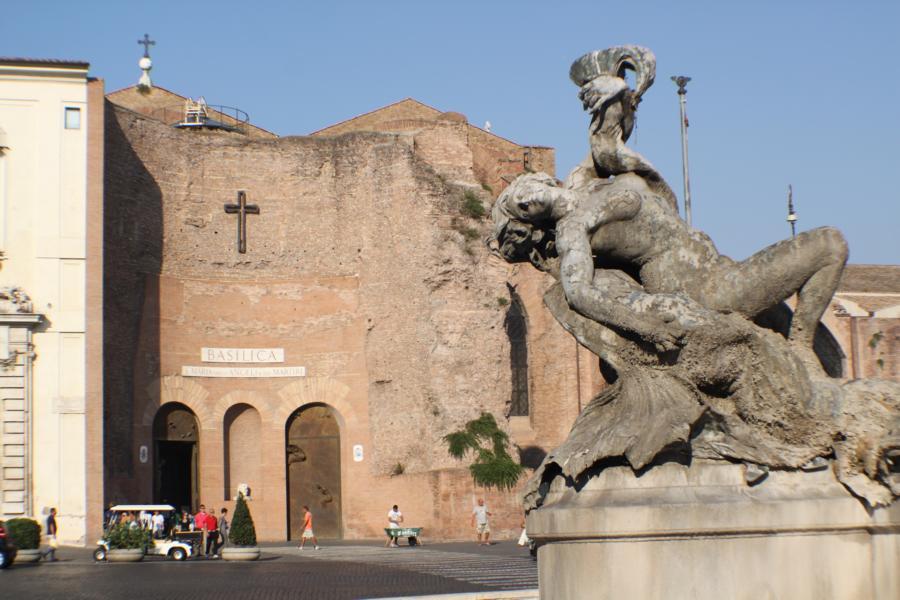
[223,493,259,560]
[6,518,42,563]
[104,523,150,562]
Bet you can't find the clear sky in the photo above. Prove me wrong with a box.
[4,0,898,264]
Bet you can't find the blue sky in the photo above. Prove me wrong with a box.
[4,0,898,264]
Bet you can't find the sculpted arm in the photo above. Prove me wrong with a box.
[556,191,682,351]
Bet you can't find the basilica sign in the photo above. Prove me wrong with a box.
[182,365,306,378]
[201,347,284,363]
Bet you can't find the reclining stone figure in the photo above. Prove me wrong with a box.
[489,46,900,508]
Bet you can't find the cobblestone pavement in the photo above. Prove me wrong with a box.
[269,544,538,590]
[0,541,537,600]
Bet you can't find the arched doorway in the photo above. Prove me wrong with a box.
[285,404,342,539]
[224,403,261,500]
[153,403,199,512]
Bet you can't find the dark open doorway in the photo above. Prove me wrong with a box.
[155,441,196,510]
[153,403,199,512]
[286,404,342,539]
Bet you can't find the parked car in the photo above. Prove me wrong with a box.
[0,522,17,569]
[94,504,193,561]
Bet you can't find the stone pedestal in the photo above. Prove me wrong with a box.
[527,461,900,600]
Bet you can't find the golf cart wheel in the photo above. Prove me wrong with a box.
[170,547,187,561]
[93,547,107,561]
[408,537,417,546]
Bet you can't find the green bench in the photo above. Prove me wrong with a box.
[385,527,423,546]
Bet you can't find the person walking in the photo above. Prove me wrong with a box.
[218,508,229,549]
[41,507,59,561]
[205,508,219,558]
[298,505,320,550]
[386,505,403,547]
[471,498,492,546]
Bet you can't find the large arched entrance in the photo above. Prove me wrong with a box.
[285,403,342,539]
[153,402,200,512]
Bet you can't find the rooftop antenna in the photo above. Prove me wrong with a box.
[137,33,155,93]
[786,184,798,238]
[671,75,692,226]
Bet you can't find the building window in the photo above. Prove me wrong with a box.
[64,107,81,130]
[505,290,529,416]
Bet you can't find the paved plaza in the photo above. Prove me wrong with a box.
[0,540,537,600]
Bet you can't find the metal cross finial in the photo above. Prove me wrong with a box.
[138,33,156,58]
[224,191,260,253]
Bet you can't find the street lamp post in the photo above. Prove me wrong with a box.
[671,75,692,227]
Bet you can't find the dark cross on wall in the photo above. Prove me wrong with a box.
[137,33,156,58]
[224,191,260,253]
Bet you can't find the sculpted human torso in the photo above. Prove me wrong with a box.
[493,45,899,510]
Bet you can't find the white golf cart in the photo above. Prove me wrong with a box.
[93,504,193,561]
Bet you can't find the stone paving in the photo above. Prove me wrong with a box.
[0,541,537,600]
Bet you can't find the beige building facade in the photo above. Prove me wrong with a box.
[0,58,104,544]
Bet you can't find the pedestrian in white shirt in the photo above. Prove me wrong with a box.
[151,511,166,539]
[386,505,403,547]
[471,498,492,546]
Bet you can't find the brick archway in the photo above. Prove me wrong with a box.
[274,377,355,430]
[142,375,211,428]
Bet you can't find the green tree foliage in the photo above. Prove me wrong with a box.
[461,190,486,219]
[229,493,257,547]
[5,518,41,550]
[106,523,151,550]
[443,412,524,490]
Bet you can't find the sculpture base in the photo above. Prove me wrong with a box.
[527,461,900,600]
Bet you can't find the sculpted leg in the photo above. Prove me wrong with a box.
[702,226,848,346]
[788,228,848,346]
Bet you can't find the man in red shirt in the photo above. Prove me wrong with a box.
[194,505,208,556]
[205,507,219,558]
[194,505,208,530]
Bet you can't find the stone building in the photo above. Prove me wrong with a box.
[0,58,104,544]
[101,83,601,542]
[824,264,900,380]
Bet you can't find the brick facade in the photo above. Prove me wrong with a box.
[101,99,591,541]
[310,98,554,196]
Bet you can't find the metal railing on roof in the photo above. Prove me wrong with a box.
[148,101,250,134]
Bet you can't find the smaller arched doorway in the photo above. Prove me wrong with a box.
[153,403,200,512]
[286,404,342,539]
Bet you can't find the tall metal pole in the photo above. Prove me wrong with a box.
[671,76,692,226]
[787,184,797,238]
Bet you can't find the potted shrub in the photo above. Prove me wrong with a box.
[222,493,259,561]
[105,523,149,562]
[5,518,41,564]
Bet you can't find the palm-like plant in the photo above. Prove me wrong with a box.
[444,412,524,490]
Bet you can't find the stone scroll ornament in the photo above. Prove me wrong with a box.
[489,46,900,509]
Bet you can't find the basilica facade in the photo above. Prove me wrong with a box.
[100,84,599,541]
